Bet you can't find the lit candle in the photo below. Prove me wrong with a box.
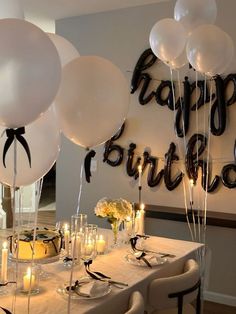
[96,235,106,254]
[23,267,35,292]
[189,179,194,206]
[71,234,81,261]
[135,210,140,234]
[64,223,70,256]
[139,203,145,235]
[138,165,142,187]
[125,216,133,236]
[1,242,8,283]
[85,239,94,256]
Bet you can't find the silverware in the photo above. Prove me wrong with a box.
[107,280,128,287]
[144,250,176,258]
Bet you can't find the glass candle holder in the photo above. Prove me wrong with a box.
[20,265,40,295]
[70,214,88,264]
[81,225,97,262]
[96,233,108,255]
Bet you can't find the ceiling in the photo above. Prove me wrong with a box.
[22,0,170,20]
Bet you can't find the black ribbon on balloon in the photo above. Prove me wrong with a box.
[3,127,31,168]
[84,260,111,280]
[84,150,96,183]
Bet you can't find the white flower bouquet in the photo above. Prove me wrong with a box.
[94,197,132,223]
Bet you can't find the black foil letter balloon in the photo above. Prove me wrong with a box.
[164,143,183,191]
[175,77,191,138]
[126,143,141,177]
[221,140,236,189]
[130,48,157,105]
[210,75,227,136]
[147,155,164,187]
[103,123,125,167]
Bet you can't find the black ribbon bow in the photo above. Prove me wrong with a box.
[3,127,31,168]
[130,236,152,268]
[84,260,111,280]
[84,150,96,183]
[0,307,12,314]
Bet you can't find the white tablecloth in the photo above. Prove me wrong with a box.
[0,231,203,314]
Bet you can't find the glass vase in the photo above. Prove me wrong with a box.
[110,220,122,247]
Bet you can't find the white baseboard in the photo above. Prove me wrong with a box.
[204,290,236,307]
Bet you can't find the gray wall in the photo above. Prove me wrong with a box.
[56,0,236,303]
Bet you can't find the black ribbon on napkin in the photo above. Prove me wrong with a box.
[84,150,96,183]
[0,307,12,314]
[84,260,111,280]
[130,236,152,268]
[3,127,31,168]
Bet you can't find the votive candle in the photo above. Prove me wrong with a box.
[23,267,35,292]
[1,241,8,283]
[64,223,70,256]
[96,235,106,254]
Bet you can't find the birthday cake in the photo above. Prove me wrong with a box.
[9,228,63,260]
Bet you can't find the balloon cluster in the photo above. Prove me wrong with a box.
[149,0,234,76]
[0,2,130,187]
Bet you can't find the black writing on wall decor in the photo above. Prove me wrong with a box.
[103,123,236,191]
[131,48,236,137]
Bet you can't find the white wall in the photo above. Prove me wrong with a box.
[56,0,236,302]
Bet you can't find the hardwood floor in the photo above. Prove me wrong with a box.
[37,210,236,314]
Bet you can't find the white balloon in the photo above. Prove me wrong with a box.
[55,56,130,149]
[0,19,61,128]
[186,25,234,76]
[174,0,217,34]
[47,33,80,67]
[0,106,61,187]
[0,0,24,19]
[164,49,188,70]
[206,33,234,77]
[149,18,187,63]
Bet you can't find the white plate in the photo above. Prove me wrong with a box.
[125,253,167,267]
[57,278,112,300]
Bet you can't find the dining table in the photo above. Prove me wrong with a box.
[0,228,203,314]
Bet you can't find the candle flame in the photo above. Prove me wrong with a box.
[126,216,131,222]
[138,165,142,173]
[27,267,32,277]
[99,235,104,240]
[189,179,194,187]
[2,241,7,249]
[140,203,145,211]
[64,223,68,231]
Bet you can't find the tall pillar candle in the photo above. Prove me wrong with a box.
[1,242,8,283]
[71,234,81,261]
[139,203,145,235]
[64,223,70,256]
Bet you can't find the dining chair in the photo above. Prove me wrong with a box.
[125,291,145,314]
[147,259,201,314]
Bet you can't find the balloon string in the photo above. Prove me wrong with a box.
[170,68,194,242]
[76,151,86,215]
[203,80,213,246]
[27,178,43,314]
[11,138,18,314]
